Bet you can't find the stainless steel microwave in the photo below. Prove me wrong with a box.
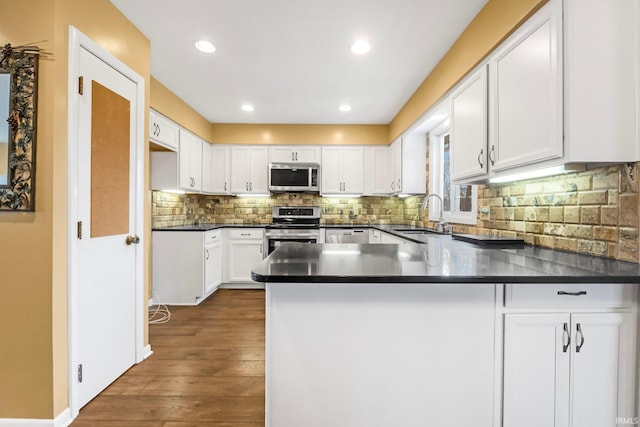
[269,163,319,192]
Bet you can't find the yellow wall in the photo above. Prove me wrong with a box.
[0,0,150,419]
[389,0,547,141]
[211,123,389,145]
[151,77,214,143]
[0,0,56,419]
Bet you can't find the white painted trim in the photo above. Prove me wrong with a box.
[67,25,146,419]
[428,119,478,226]
[143,344,154,360]
[0,408,72,427]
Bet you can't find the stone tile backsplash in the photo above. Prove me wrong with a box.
[152,162,640,263]
[152,192,407,227]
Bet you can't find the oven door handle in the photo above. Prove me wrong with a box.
[266,233,320,239]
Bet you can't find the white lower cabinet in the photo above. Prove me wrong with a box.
[151,230,222,305]
[503,294,636,427]
[225,229,265,283]
[203,231,222,295]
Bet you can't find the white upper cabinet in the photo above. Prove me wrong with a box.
[450,65,488,181]
[392,138,402,193]
[363,146,393,195]
[395,134,426,195]
[202,144,230,195]
[489,1,563,172]
[149,109,179,151]
[321,146,364,195]
[450,0,638,183]
[269,146,320,164]
[178,129,203,192]
[563,0,636,163]
[230,146,269,194]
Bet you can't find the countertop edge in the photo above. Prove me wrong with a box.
[251,272,640,284]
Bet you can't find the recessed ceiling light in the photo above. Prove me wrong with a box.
[350,40,371,55]
[241,104,255,112]
[195,40,216,53]
[339,104,352,112]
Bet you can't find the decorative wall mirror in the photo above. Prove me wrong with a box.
[0,44,39,211]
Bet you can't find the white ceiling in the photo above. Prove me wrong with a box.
[110,0,487,125]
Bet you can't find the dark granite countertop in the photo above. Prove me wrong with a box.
[251,238,640,283]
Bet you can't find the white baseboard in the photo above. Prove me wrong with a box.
[0,408,72,427]
[142,344,153,360]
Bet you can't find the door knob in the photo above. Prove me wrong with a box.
[125,235,141,245]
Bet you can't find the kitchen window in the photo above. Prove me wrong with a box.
[428,120,477,225]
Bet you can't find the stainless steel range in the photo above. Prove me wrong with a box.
[265,206,321,254]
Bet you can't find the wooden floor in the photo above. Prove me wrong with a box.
[72,289,266,426]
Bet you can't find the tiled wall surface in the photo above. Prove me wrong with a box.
[152,192,406,227]
[152,162,640,263]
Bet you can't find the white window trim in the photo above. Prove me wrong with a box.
[428,120,478,225]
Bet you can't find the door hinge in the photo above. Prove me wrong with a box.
[77,364,83,383]
[77,221,83,239]
[78,76,84,95]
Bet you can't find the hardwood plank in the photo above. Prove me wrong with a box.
[72,289,266,425]
[126,359,264,377]
[149,346,264,361]
[100,375,157,396]
[72,422,163,427]
[78,396,264,422]
[142,376,265,397]
[163,423,263,427]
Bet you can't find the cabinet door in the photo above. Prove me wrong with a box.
[321,147,342,193]
[503,313,570,427]
[364,146,393,195]
[209,145,230,194]
[204,241,222,294]
[373,146,393,194]
[150,110,179,150]
[293,146,320,163]
[248,147,269,193]
[570,313,636,427]
[230,147,250,193]
[400,133,427,194]
[201,142,214,194]
[179,130,202,191]
[269,146,296,163]
[227,240,264,282]
[392,139,402,192]
[489,2,562,172]
[451,66,488,181]
[341,147,364,194]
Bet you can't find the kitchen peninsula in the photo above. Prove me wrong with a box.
[252,238,640,427]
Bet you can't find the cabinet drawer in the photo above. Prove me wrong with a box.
[227,228,264,240]
[204,230,221,243]
[505,283,636,309]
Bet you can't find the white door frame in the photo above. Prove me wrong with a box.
[67,25,146,419]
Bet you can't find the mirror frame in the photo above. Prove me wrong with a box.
[0,44,39,211]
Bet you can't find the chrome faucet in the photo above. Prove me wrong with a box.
[421,193,447,233]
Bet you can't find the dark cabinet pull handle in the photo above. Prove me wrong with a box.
[562,322,570,353]
[488,145,495,165]
[576,323,585,353]
[477,148,484,168]
[557,291,587,296]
